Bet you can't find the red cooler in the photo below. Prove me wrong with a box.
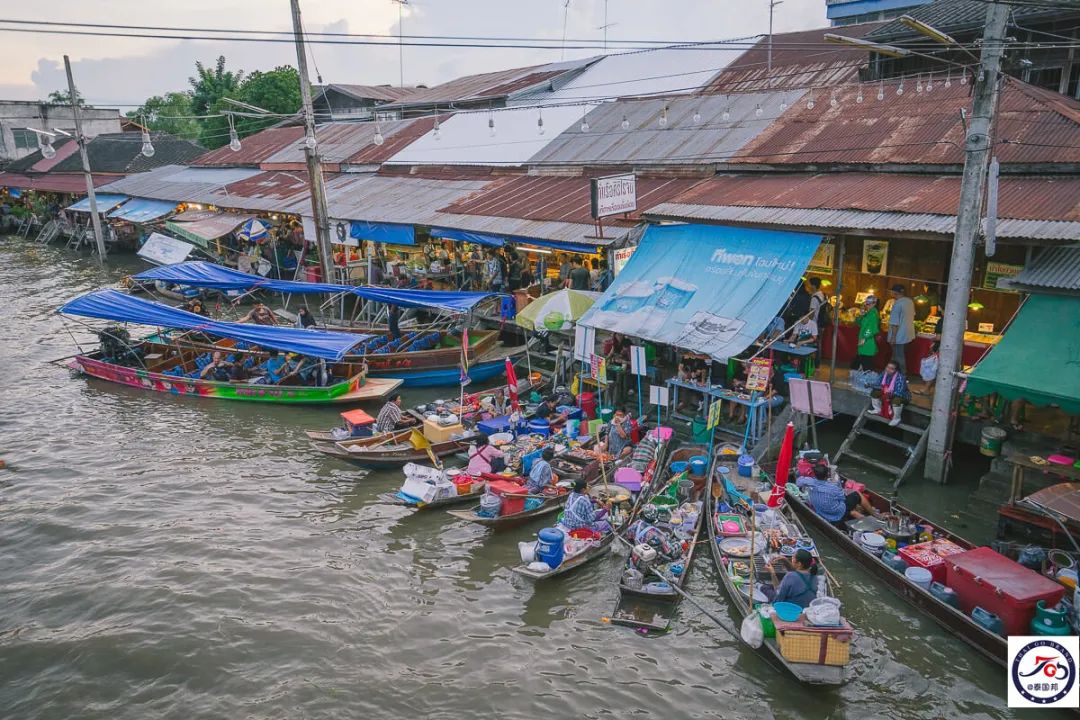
[579,392,597,420]
[898,538,966,584]
[487,479,527,516]
[945,547,1065,636]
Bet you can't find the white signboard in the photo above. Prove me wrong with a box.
[648,384,669,407]
[137,232,195,266]
[612,245,637,276]
[788,379,834,419]
[590,173,637,219]
[302,216,359,247]
[630,345,647,376]
[573,325,595,363]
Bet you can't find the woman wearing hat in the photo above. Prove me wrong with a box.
[851,295,881,371]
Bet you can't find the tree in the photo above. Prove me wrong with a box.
[46,89,83,106]
[189,55,243,117]
[127,92,199,140]
[201,66,302,150]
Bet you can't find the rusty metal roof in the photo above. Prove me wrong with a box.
[258,118,428,168]
[193,126,304,167]
[316,84,417,103]
[96,165,265,208]
[705,22,886,93]
[1008,245,1080,292]
[0,171,116,193]
[733,76,1080,166]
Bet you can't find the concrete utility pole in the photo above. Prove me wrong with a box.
[289,0,336,285]
[768,0,783,72]
[924,1,1011,483]
[64,55,106,264]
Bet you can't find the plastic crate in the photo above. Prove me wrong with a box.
[777,628,851,667]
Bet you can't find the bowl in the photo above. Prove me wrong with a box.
[773,601,803,622]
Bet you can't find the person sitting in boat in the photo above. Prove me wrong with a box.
[795,464,874,529]
[254,348,288,385]
[491,387,508,416]
[375,393,405,434]
[600,408,634,459]
[183,297,210,317]
[625,506,680,563]
[525,447,557,494]
[199,351,234,381]
[871,360,911,428]
[534,396,569,430]
[239,302,278,326]
[467,433,506,475]
[560,477,612,534]
[296,307,316,329]
[763,549,821,608]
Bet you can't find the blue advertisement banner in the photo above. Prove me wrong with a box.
[579,224,821,361]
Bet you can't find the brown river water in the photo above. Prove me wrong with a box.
[0,238,1064,719]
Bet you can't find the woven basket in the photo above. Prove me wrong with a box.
[777,629,851,666]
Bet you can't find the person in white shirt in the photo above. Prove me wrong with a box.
[887,284,916,374]
[788,317,819,346]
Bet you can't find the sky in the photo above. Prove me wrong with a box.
[0,0,827,109]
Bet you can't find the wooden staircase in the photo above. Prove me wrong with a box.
[833,403,931,489]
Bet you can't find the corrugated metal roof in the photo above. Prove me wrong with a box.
[868,1,1075,41]
[706,22,886,93]
[733,76,1080,166]
[0,172,115,193]
[644,203,1080,241]
[381,58,594,108]
[193,126,304,167]
[261,118,428,167]
[97,165,264,208]
[425,211,608,246]
[528,92,802,166]
[28,139,80,172]
[317,84,417,103]
[1009,245,1080,291]
[384,104,585,166]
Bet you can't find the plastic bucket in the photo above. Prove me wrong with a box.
[691,418,710,444]
[688,455,708,477]
[599,407,615,424]
[528,419,551,437]
[536,527,565,569]
[979,426,1007,457]
[904,566,933,590]
[737,454,755,477]
[579,392,597,420]
[670,461,689,475]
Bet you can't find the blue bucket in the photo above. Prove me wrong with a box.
[670,461,689,475]
[536,527,565,569]
[737,454,755,478]
[688,455,708,476]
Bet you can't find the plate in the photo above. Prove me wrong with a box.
[490,432,514,446]
[719,533,765,557]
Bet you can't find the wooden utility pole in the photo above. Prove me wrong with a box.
[289,0,336,285]
[924,1,1011,483]
[64,55,106,264]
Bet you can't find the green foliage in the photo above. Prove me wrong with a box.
[202,65,302,150]
[189,56,243,116]
[46,89,83,106]
[127,92,199,140]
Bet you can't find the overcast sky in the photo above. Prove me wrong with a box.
[0,0,826,109]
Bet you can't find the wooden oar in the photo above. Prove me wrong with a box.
[650,568,739,640]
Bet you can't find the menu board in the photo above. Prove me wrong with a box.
[982,261,1023,292]
[745,357,773,393]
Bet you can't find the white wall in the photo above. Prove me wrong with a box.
[0,102,122,162]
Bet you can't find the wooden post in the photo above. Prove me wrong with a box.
[829,236,845,385]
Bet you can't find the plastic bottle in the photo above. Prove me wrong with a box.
[885,537,897,552]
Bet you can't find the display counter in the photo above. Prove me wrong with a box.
[821,325,1000,370]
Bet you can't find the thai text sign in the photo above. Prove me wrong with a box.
[590,173,637,219]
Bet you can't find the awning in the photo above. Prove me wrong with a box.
[966,294,1080,414]
[108,198,177,223]
[66,194,128,213]
[350,220,415,246]
[513,236,600,254]
[137,232,197,266]
[59,289,369,361]
[133,261,351,295]
[165,212,252,248]
[578,223,821,361]
[351,286,499,313]
[430,227,505,248]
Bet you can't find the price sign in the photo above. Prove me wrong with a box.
[649,384,669,407]
[707,399,723,430]
[745,358,773,393]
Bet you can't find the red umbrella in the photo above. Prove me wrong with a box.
[766,422,796,508]
[505,357,520,412]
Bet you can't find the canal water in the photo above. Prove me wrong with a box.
[0,238,1063,719]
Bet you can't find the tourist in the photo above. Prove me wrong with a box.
[375,392,404,434]
[875,359,911,427]
[388,304,402,341]
[239,302,278,326]
[595,260,613,291]
[296,307,316,329]
[783,280,811,328]
[199,351,233,381]
[887,284,915,374]
[467,433,506,475]
[526,447,556,494]
[807,277,828,328]
[507,249,523,291]
[567,257,590,290]
[560,477,611,533]
[558,255,573,287]
[796,464,873,528]
[602,408,634,458]
[261,348,288,384]
[787,314,818,347]
[851,295,880,371]
[765,549,821,608]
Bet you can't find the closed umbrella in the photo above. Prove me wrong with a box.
[515,289,600,332]
[766,422,795,508]
[505,357,520,412]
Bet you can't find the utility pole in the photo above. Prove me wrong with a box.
[64,55,106,264]
[289,0,335,285]
[393,0,408,87]
[924,1,1011,483]
[768,0,783,72]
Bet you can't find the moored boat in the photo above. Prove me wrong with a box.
[380,463,487,510]
[311,428,472,467]
[446,485,569,529]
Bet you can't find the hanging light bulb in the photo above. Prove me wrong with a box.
[620,114,630,130]
[754,103,763,118]
[830,94,838,108]
[433,116,441,141]
[944,71,952,89]
[779,99,788,111]
[304,133,317,150]
[373,129,385,146]
[41,140,56,159]
[580,107,590,133]
[722,107,731,121]
[807,89,815,110]
[877,79,885,101]
[140,129,155,158]
[916,74,924,93]
[692,107,702,124]
[488,114,496,137]
[856,88,864,104]
[926,76,934,93]
[537,109,545,136]
[228,128,241,153]
[896,79,905,96]
[658,105,668,129]
[960,71,968,86]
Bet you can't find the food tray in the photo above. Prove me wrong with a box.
[718,533,766,557]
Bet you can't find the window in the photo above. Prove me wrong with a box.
[11,128,39,150]
[1023,66,1064,92]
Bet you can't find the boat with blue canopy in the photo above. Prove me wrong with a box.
[58,289,402,404]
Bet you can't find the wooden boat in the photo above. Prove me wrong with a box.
[781,470,1007,667]
[447,488,569,529]
[512,532,616,580]
[707,465,849,685]
[310,427,473,467]
[305,408,377,442]
[379,467,486,510]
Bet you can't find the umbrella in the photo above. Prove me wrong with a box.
[237,218,270,244]
[515,289,600,332]
[766,422,795,508]
[505,357,520,412]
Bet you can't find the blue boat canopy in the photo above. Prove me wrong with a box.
[67,194,129,213]
[107,198,177,223]
[59,289,369,361]
[132,261,500,312]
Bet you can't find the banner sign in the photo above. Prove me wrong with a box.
[589,353,607,385]
[788,379,834,419]
[590,173,637,219]
[579,224,821,362]
[574,325,595,363]
[983,261,1023,292]
[745,357,773,393]
[613,245,637,275]
[807,241,834,273]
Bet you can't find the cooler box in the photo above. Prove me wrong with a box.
[558,405,584,421]
[579,392,597,420]
[487,480,526,516]
[945,547,1065,636]
[423,417,464,443]
[477,416,513,435]
[898,538,966,584]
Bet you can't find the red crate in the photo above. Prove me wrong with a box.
[898,539,967,584]
[945,547,1064,636]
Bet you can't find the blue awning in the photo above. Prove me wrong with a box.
[513,236,599,254]
[430,227,505,248]
[350,220,415,246]
[66,194,129,213]
[59,289,369,361]
[579,224,821,361]
[351,286,500,313]
[107,198,177,223]
[134,261,351,295]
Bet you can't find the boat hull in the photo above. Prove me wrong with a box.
[512,534,615,580]
[367,358,508,387]
[311,434,470,467]
[447,494,568,529]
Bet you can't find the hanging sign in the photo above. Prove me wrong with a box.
[590,173,637,219]
[745,357,773,393]
[807,241,835,274]
[137,232,195,266]
[613,245,637,275]
[788,379,834,419]
[629,345,647,376]
[648,384,669,407]
[589,353,607,385]
[574,325,595,363]
[982,261,1022,292]
[707,398,723,430]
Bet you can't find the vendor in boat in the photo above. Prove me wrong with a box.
[199,351,234,381]
[795,464,875,529]
[467,433,506,475]
[183,298,209,317]
[626,506,680,562]
[375,393,406,434]
[239,302,279,326]
[525,447,556,494]
[296,307,316,329]
[388,304,402,341]
[534,396,569,429]
[600,407,634,459]
[560,477,612,534]
[764,549,821,608]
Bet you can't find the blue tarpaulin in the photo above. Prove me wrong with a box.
[430,227,505,248]
[67,194,129,213]
[351,286,500,313]
[59,289,369,361]
[350,220,415,246]
[513,236,599,254]
[107,198,177,223]
[579,224,821,361]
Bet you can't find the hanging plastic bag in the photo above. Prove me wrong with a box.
[741,611,764,648]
